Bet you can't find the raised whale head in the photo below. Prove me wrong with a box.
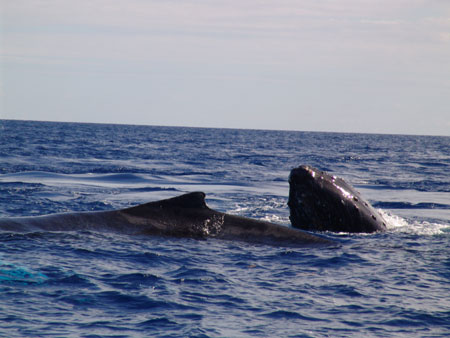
[288,165,387,233]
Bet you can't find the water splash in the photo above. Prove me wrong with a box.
[380,209,450,235]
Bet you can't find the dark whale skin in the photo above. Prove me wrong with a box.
[0,192,335,247]
[288,165,387,233]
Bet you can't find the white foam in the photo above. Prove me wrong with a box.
[380,209,450,235]
[262,214,290,225]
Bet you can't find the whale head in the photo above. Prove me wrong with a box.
[288,165,387,233]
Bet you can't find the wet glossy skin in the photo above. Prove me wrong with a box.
[0,192,335,247]
[288,165,387,233]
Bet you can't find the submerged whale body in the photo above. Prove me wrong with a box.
[288,165,387,233]
[0,192,333,247]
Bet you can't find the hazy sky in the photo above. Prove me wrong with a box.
[1,0,450,135]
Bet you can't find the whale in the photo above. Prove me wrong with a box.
[0,192,334,246]
[288,165,387,233]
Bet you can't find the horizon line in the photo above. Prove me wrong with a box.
[1,118,448,138]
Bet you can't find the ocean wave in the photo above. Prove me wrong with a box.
[1,121,450,337]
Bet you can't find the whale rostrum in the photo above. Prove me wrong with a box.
[288,165,387,233]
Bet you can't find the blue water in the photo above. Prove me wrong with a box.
[0,120,449,338]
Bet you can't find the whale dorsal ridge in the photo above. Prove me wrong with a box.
[156,191,208,209]
[122,192,208,216]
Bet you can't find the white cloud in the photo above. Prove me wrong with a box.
[2,0,450,135]
[4,0,447,66]
[3,0,449,75]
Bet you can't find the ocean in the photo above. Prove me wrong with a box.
[0,119,449,338]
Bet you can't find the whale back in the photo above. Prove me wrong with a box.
[0,191,336,246]
[118,192,223,239]
[121,191,334,245]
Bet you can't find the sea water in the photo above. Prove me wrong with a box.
[0,120,449,338]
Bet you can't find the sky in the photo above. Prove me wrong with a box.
[1,0,450,135]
